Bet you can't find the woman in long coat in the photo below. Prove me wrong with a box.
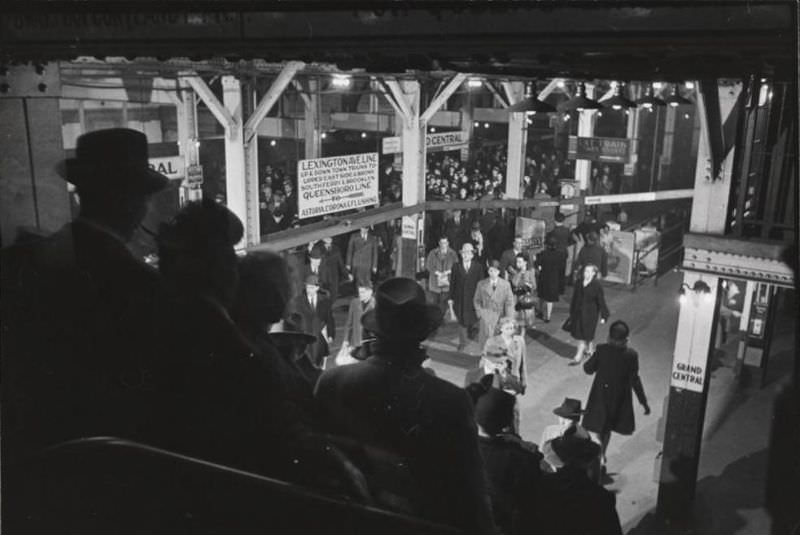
[535,236,567,322]
[568,263,609,365]
[510,254,537,329]
[582,320,650,468]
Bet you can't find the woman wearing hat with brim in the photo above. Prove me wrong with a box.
[314,278,495,535]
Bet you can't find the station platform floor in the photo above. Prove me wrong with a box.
[328,269,795,534]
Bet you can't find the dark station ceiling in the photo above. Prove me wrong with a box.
[1,1,796,82]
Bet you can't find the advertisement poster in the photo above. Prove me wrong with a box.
[604,230,635,284]
[634,227,661,278]
[515,217,547,256]
[297,152,379,219]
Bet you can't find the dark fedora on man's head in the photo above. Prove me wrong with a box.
[64,128,168,194]
[553,398,584,420]
[269,314,316,345]
[544,427,601,469]
[361,277,443,341]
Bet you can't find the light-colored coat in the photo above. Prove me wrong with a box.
[473,277,515,346]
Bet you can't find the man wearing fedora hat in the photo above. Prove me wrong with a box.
[541,397,591,447]
[449,242,485,352]
[284,273,336,368]
[1,128,170,465]
[473,260,515,349]
[535,428,623,535]
[314,278,495,535]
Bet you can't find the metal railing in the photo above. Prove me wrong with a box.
[6,436,460,535]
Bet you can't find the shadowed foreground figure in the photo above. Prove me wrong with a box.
[537,428,623,535]
[1,128,169,531]
[1,128,169,466]
[314,278,496,535]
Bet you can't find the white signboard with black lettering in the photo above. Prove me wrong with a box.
[149,156,184,180]
[297,152,379,219]
[382,131,469,154]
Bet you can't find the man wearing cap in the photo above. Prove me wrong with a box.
[314,278,495,535]
[449,243,485,352]
[1,128,170,463]
[284,273,336,368]
[473,260,515,349]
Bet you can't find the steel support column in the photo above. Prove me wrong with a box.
[656,79,743,526]
[221,75,248,246]
[503,81,527,200]
[302,78,321,160]
[576,83,598,192]
[387,79,425,278]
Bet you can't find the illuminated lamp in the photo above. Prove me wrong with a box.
[636,85,667,110]
[507,82,556,114]
[664,84,692,107]
[557,82,602,112]
[600,83,636,110]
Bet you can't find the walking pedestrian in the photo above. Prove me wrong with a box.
[535,236,567,323]
[510,253,537,329]
[449,243,484,352]
[582,320,650,471]
[474,260,515,349]
[567,263,609,365]
[426,236,458,317]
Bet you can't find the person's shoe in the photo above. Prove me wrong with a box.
[568,359,582,366]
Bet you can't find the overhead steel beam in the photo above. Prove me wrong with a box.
[384,79,414,124]
[421,73,466,122]
[182,74,235,131]
[243,61,304,143]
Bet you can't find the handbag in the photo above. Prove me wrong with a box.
[516,294,536,310]
[561,316,573,333]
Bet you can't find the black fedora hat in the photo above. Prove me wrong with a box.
[361,277,443,342]
[553,398,584,420]
[64,128,168,194]
[269,314,316,344]
[544,428,601,469]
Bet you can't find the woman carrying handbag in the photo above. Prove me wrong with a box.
[510,253,537,330]
[566,263,609,366]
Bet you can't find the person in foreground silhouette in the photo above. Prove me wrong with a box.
[314,277,496,535]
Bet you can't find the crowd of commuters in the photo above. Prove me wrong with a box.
[424,143,577,202]
[2,128,654,534]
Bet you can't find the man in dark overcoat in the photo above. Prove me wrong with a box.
[1,128,169,467]
[319,236,349,303]
[285,274,336,367]
[314,278,495,535]
[346,226,378,288]
[442,209,470,252]
[449,242,485,352]
[534,429,623,535]
[582,320,650,469]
